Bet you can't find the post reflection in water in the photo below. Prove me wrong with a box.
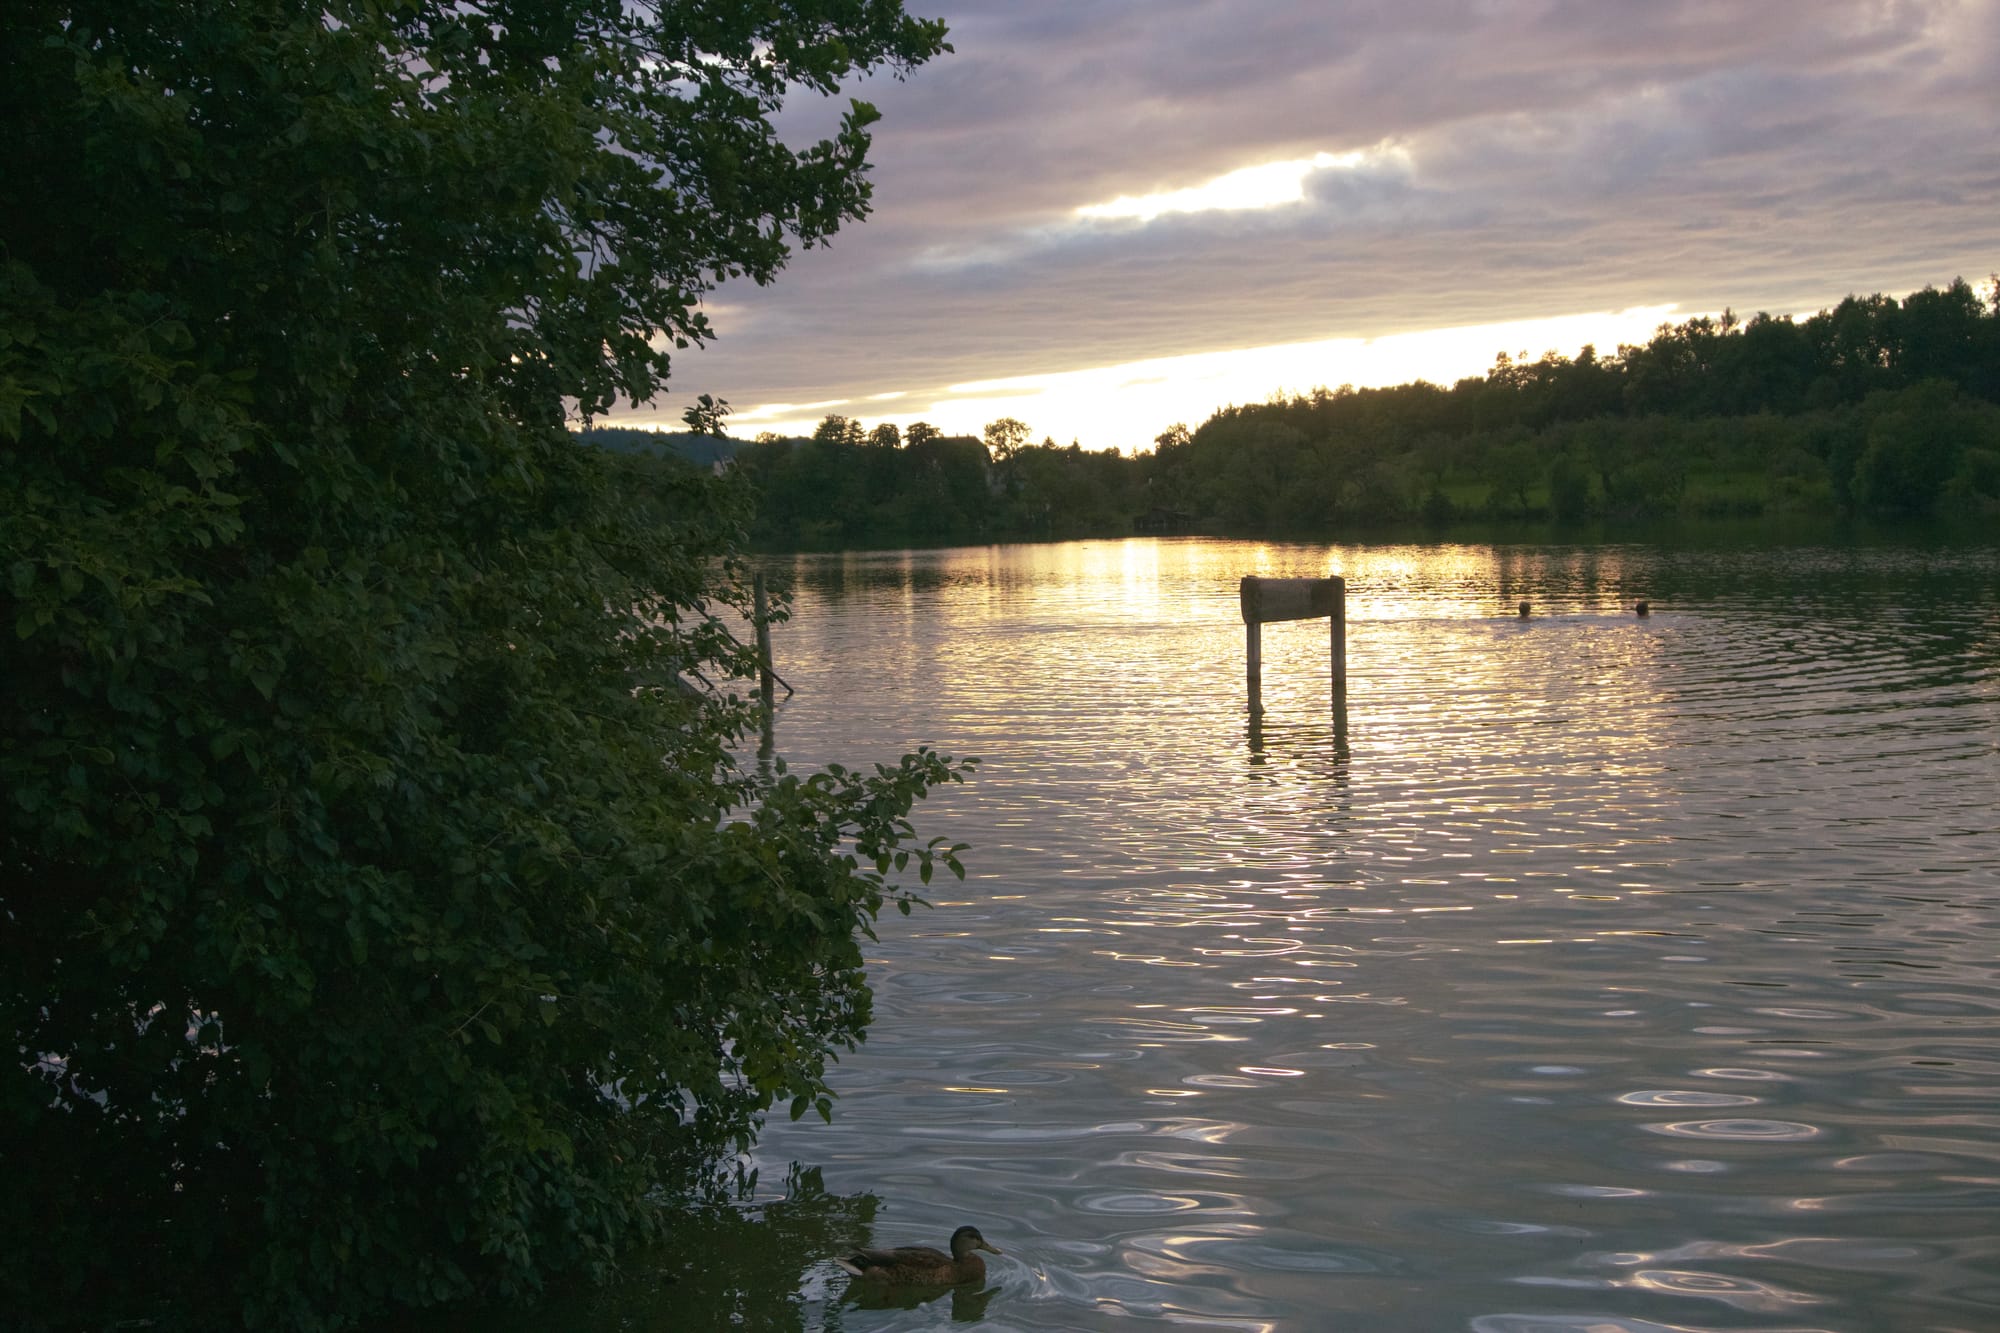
[713,537,1999,1332]
[1244,699,1350,773]
[844,1281,999,1323]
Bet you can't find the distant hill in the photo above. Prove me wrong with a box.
[578,426,741,468]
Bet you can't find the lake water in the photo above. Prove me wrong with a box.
[513,536,2000,1332]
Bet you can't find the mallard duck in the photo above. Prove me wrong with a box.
[836,1225,1002,1286]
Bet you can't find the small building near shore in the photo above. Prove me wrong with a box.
[1134,506,1194,534]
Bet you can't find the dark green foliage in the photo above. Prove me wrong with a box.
[1547,454,1592,524]
[428,1164,889,1333]
[733,427,1148,546]
[580,426,739,469]
[1854,380,2000,515]
[1152,278,2000,534]
[1,2,957,1328]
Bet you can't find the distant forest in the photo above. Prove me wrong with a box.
[586,275,2000,545]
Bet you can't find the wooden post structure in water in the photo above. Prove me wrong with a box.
[752,573,776,710]
[1239,575,1346,715]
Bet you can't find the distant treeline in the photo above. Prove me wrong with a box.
[591,276,2000,545]
[582,418,1143,545]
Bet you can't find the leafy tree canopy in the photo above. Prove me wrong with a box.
[682,393,733,438]
[0,2,958,1328]
[983,415,1031,461]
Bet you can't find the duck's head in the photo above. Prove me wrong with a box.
[949,1226,1002,1260]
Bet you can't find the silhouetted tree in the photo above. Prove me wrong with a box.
[0,2,957,1327]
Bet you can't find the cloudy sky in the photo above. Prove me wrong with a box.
[615,0,1999,452]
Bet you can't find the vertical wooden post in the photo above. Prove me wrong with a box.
[752,572,775,711]
[1245,619,1263,714]
[1331,588,1349,751]
[1330,589,1347,709]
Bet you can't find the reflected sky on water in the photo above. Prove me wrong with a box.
[521,536,2000,1332]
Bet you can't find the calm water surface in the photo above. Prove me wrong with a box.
[537,538,2000,1332]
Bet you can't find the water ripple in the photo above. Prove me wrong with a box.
[727,537,2000,1333]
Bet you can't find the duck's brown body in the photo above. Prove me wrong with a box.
[836,1225,1001,1285]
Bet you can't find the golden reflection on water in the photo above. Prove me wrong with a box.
[736,537,2000,1333]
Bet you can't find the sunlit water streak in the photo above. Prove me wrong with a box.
[529,538,2000,1332]
[709,538,2000,1333]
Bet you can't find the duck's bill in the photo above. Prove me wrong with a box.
[980,1241,1003,1254]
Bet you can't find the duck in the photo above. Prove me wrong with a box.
[836,1225,1002,1286]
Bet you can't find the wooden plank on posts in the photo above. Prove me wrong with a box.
[1239,575,1346,715]
[1240,575,1343,625]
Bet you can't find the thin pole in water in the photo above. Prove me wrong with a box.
[753,573,775,711]
[1246,619,1264,715]
[1330,589,1347,707]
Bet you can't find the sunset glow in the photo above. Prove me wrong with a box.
[629,1,1993,454]
[1075,148,1383,223]
[729,303,1683,451]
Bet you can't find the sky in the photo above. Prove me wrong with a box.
[611,0,2000,453]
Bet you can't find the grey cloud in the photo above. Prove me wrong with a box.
[863,0,1956,212]
[643,0,1998,429]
